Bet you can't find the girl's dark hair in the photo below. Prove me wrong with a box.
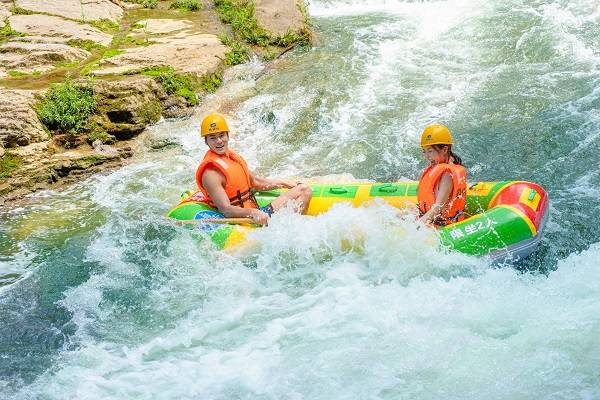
[433,144,463,166]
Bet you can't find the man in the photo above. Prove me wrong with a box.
[195,113,312,225]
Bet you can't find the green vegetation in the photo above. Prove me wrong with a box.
[87,130,116,144]
[150,67,198,105]
[141,0,158,8]
[67,39,106,52]
[139,65,174,77]
[199,72,222,93]
[102,48,124,58]
[9,7,33,15]
[1,20,26,42]
[139,66,222,104]
[6,69,42,77]
[89,19,120,33]
[80,61,100,76]
[272,28,311,47]
[169,0,202,11]
[123,0,158,8]
[214,0,310,49]
[7,70,28,77]
[123,34,153,46]
[57,60,82,68]
[36,80,97,134]
[219,34,250,65]
[0,153,24,179]
[214,0,270,46]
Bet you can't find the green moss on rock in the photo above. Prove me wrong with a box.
[0,153,24,179]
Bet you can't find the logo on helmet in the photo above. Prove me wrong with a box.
[426,134,432,141]
[209,122,217,131]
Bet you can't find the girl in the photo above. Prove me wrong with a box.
[417,124,467,226]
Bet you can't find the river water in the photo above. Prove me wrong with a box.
[1,0,600,398]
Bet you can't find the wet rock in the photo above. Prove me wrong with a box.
[254,0,307,37]
[0,89,48,148]
[146,137,181,151]
[1,140,133,198]
[9,14,113,47]
[0,40,90,76]
[0,4,10,29]
[14,0,123,23]
[133,19,193,35]
[92,139,120,156]
[161,95,194,119]
[92,76,166,140]
[94,33,227,77]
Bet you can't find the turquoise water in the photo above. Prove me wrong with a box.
[1,0,600,398]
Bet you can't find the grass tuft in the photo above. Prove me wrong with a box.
[199,73,222,93]
[214,0,311,49]
[218,34,249,65]
[214,0,270,46]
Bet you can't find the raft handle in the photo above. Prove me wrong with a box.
[528,189,537,201]
[329,187,348,194]
[378,184,398,193]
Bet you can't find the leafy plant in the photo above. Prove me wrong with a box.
[141,0,158,9]
[155,69,198,105]
[214,0,270,46]
[169,0,201,11]
[199,72,222,93]
[36,80,97,134]
[87,130,116,144]
[218,34,249,65]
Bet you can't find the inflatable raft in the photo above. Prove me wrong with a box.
[168,181,549,262]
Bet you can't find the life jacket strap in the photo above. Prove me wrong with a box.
[229,188,259,208]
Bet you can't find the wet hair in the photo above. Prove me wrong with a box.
[432,144,463,166]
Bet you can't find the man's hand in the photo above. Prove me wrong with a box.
[276,180,297,189]
[249,208,269,225]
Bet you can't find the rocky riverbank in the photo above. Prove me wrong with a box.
[0,0,310,203]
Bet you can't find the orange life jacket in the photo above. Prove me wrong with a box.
[417,162,467,226]
[195,149,258,209]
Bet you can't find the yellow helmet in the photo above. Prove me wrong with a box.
[200,113,229,137]
[420,124,453,147]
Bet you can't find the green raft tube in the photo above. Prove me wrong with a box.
[168,180,549,262]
